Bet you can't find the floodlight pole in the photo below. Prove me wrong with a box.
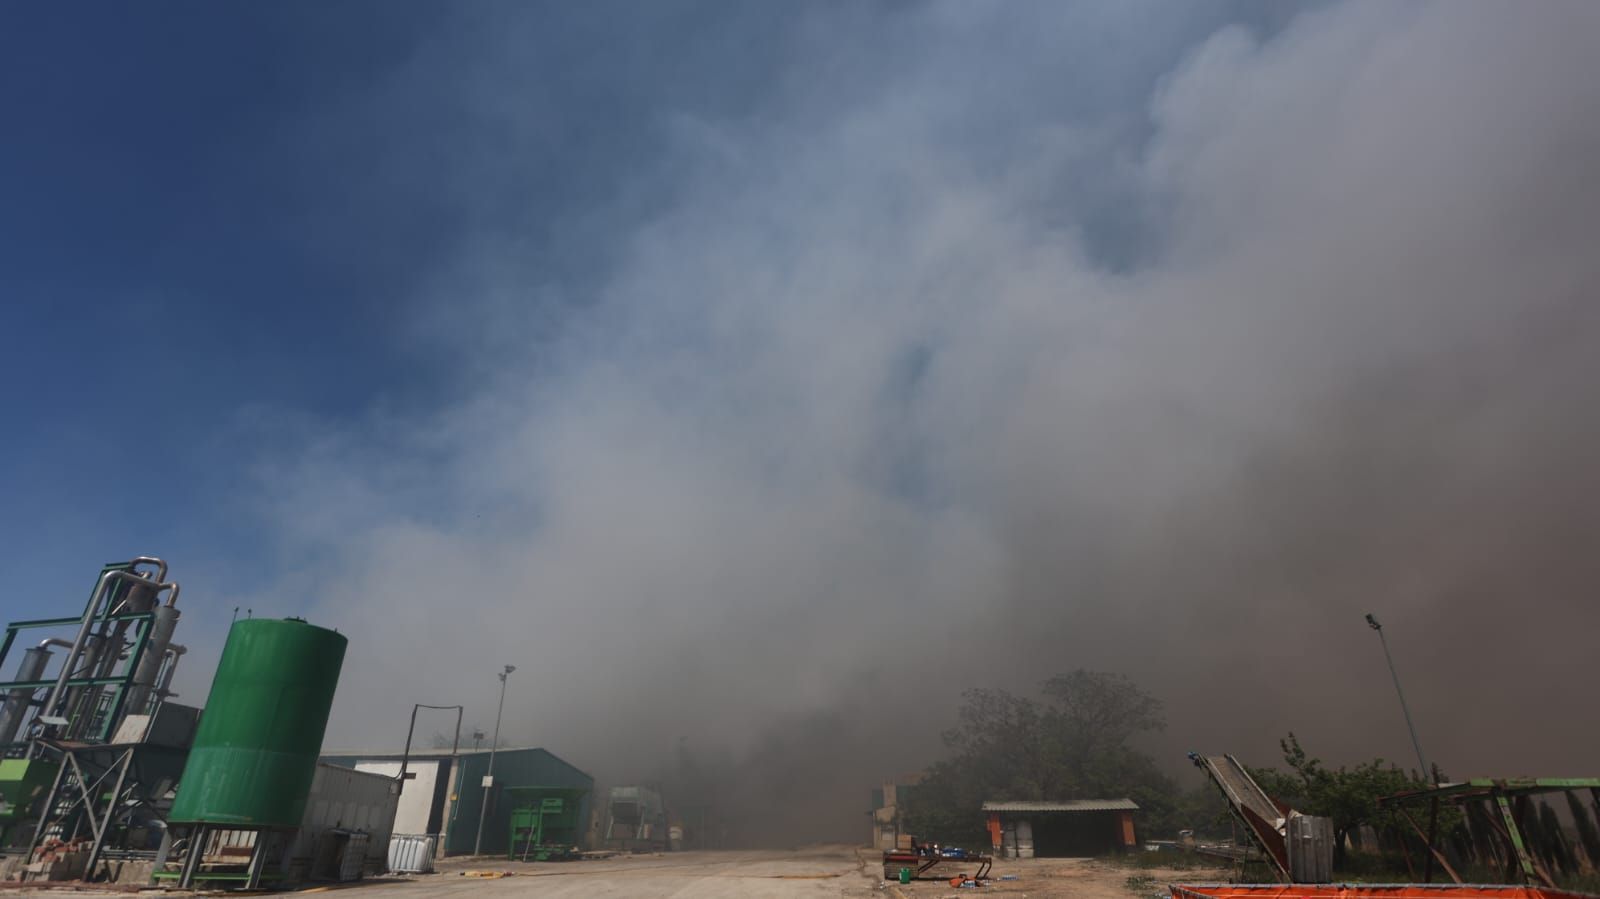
[472,665,515,856]
[1366,614,1432,783]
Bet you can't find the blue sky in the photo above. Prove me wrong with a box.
[5,2,1599,830]
[1,1,1289,620]
[4,6,446,597]
[3,2,785,609]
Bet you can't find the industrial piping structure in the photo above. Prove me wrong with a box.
[0,557,198,882]
[0,557,185,746]
[0,557,386,889]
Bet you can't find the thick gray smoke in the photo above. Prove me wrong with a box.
[228,1,1600,842]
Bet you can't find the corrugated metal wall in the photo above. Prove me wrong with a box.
[288,763,400,875]
[441,749,593,856]
[1286,814,1335,883]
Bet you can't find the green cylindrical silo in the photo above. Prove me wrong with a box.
[170,618,347,827]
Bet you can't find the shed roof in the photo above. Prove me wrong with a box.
[324,744,552,761]
[981,799,1139,813]
[320,745,593,781]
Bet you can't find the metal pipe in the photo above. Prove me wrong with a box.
[40,570,172,730]
[0,647,52,743]
[128,556,168,583]
[125,604,180,716]
[156,644,186,701]
[110,574,174,615]
[85,577,175,736]
[39,571,116,726]
[111,578,155,616]
[62,634,107,740]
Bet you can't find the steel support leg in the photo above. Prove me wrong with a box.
[150,827,173,886]
[179,825,207,889]
[245,832,269,890]
[82,748,133,880]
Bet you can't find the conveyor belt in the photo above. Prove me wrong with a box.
[1190,753,1291,878]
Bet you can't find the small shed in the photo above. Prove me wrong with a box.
[982,799,1138,858]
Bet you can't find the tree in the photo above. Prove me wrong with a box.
[1249,733,1441,868]
[900,759,993,848]
[941,687,1060,799]
[902,670,1175,844]
[1043,671,1166,796]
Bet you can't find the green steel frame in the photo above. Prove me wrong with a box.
[1379,778,1600,887]
[0,622,157,744]
[0,562,158,747]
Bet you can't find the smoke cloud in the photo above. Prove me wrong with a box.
[232,1,1600,843]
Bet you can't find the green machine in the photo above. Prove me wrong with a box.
[507,786,588,861]
[0,758,59,843]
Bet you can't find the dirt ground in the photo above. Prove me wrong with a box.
[354,850,1225,899]
[0,848,1226,897]
[884,855,1231,899]
[312,847,876,897]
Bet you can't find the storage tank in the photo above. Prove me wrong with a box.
[170,618,347,827]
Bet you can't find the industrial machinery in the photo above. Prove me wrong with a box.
[0,557,185,748]
[507,786,587,861]
[160,617,348,889]
[0,558,383,890]
[1189,753,1333,883]
[604,785,669,852]
[0,557,197,882]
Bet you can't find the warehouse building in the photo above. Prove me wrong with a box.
[982,799,1139,858]
[321,746,593,856]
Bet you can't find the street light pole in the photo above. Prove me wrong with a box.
[472,665,516,857]
[1365,613,1432,783]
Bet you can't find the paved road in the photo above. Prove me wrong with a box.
[284,847,878,899]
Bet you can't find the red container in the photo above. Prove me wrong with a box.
[1171,885,1597,899]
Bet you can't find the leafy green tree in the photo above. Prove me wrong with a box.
[902,670,1176,845]
[1248,733,1441,868]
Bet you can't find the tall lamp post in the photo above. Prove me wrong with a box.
[1365,614,1432,783]
[472,665,516,857]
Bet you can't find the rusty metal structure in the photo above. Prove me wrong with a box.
[1189,753,1334,883]
[1170,884,1598,899]
[1378,778,1600,888]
